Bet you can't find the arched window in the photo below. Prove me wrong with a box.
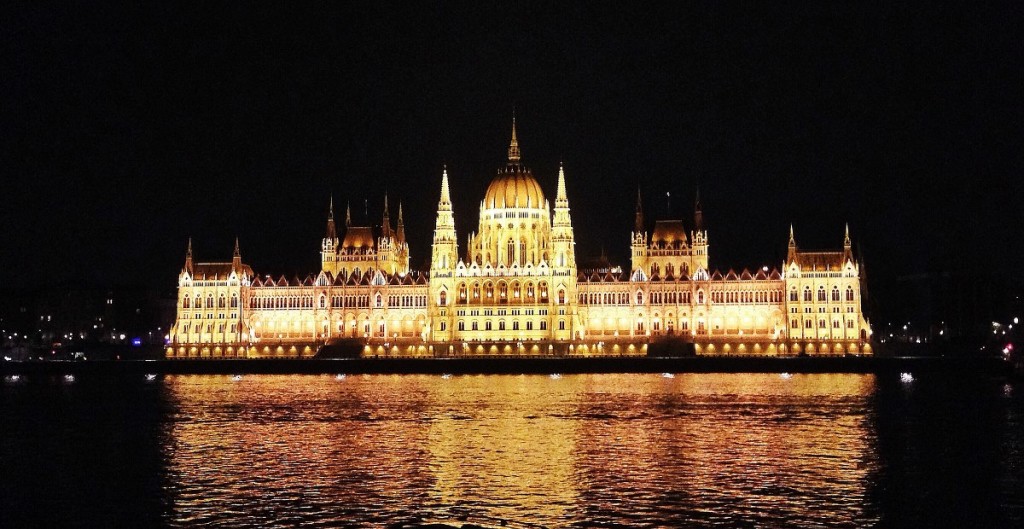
[846,287,855,302]
[439,291,447,306]
[218,295,226,308]
[375,294,383,308]
[636,291,644,305]
[651,263,660,276]
[698,290,705,304]
[832,287,840,302]
[231,295,238,308]
[485,283,494,299]
[803,287,812,302]
[183,295,190,309]
[507,239,515,265]
[472,283,481,300]
[519,240,526,265]
[458,283,467,301]
[319,295,326,309]
[817,286,826,302]
[499,283,508,300]
[558,289,565,304]
[207,295,214,308]
[790,288,798,302]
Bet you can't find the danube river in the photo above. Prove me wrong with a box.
[2,372,1021,528]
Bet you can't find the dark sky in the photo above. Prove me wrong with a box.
[2,2,1021,293]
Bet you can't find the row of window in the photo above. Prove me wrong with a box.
[791,319,857,329]
[455,320,565,331]
[179,323,237,334]
[182,294,238,309]
[648,263,691,277]
[789,286,856,302]
[450,282,562,305]
[180,313,236,320]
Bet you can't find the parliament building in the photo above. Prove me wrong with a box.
[167,120,873,358]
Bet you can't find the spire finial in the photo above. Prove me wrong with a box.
[184,237,193,273]
[440,165,451,205]
[325,198,338,240]
[556,162,568,202]
[844,223,851,247]
[634,186,644,234]
[382,194,392,237]
[345,201,352,227]
[789,224,795,246]
[507,111,521,163]
[233,237,240,257]
[693,186,704,231]
[396,202,406,243]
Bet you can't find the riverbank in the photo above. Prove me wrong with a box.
[0,356,1013,377]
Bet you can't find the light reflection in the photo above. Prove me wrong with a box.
[901,372,914,383]
[161,373,880,527]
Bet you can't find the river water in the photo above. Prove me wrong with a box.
[2,372,1021,528]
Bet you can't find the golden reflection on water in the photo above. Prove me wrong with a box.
[163,373,879,527]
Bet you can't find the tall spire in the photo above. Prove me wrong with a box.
[232,237,241,271]
[843,223,853,261]
[397,202,406,243]
[184,238,193,273]
[345,201,352,227]
[634,187,644,234]
[439,165,452,207]
[556,161,568,203]
[787,224,797,263]
[694,186,704,231]
[325,197,338,240]
[382,193,392,237]
[507,112,521,164]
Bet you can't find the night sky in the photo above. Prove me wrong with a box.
[2,3,1021,300]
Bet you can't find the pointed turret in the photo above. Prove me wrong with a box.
[325,197,338,241]
[507,113,521,164]
[232,237,241,271]
[345,201,352,227]
[184,238,193,274]
[439,165,452,209]
[787,224,797,263]
[694,187,704,232]
[634,187,645,234]
[843,223,853,261]
[556,162,568,204]
[381,194,392,238]
[396,203,406,244]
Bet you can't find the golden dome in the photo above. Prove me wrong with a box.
[483,169,546,209]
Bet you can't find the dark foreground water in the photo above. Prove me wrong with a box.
[2,373,1021,528]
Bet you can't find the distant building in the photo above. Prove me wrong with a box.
[168,120,872,358]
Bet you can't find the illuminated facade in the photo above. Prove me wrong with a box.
[168,121,872,358]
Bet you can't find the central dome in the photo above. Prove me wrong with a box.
[483,168,546,209]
